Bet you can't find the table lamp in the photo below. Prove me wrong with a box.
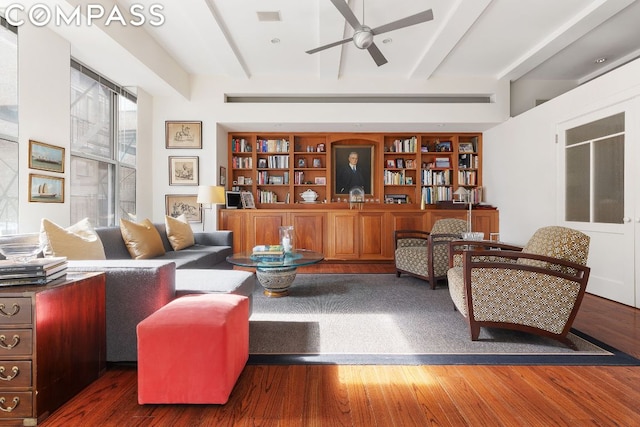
[197,185,225,231]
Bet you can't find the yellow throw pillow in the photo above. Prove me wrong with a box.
[165,214,195,251]
[119,218,166,260]
[40,218,106,260]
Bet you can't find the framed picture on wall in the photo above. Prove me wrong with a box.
[28,174,64,203]
[333,145,374,195]
[169,156,199,186]
[165,194,202,222]
[29,140,65,173]
[165,121,202,149]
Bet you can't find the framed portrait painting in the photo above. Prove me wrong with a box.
[165,194,202,222]
[165,121,202,149]
[333,145,374,195]
[169,156,199,186]
[29,140,65,173]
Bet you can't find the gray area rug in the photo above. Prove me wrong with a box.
[248,274,639,365]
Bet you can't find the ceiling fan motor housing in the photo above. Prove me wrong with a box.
[353,26,373,49]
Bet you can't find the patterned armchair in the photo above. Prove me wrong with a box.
[394,218,467,289]
[447,226,591,349]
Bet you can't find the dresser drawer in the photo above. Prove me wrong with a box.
[0,298,32,325]
[0,361,31,388]
[0,391,32,419]
[0,330,32,356]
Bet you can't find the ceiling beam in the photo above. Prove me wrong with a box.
[497,0,636,81]
[203,0,250,78]
[410,0,493,80]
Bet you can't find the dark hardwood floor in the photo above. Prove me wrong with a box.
[41,262,640,426]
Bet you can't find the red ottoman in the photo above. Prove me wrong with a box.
[137,293,249,404]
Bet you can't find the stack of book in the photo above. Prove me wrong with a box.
[0,257,68,287]
[251,245,285,263]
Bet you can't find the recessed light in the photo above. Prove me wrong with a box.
[594,57,607,64]
[382,38,392,44]
[271,38,280,44]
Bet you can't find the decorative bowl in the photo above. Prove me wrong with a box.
[300,189,318,202]
[0,243,43,263]
[462,232,485,241]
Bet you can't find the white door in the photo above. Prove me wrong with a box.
[557,99,639,307]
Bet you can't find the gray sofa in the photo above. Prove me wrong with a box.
[0,224,256,362]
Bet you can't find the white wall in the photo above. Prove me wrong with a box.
[484,57,640,245]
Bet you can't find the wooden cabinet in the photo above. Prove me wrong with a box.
[220,208,498,262]
[228,132,483,208]
[0,272,106,425]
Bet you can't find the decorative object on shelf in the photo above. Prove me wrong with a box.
[28,173,64,203]
[298,158,306,167]
[165,194,202,223]
[300,189,318,203]
[316,143,325,152]
[349,186,365,210]
[312,158,322,168]
[29,140,65,173]
[169,156,199,186]
[197,185,225,231]
[165,121,202,149]
[454,187,474,232]
[279,226,295,253]
[314,177,326,185]
[459,142,474,152]
[240,191,256,209]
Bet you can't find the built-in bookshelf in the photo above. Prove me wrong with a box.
[228,132,482,208]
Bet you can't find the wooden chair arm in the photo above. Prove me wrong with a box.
[448,240,524,268]
[394,230,429,250]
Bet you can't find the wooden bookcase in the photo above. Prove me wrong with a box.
[228,132,483,207]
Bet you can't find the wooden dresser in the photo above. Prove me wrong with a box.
[0,272,106,426]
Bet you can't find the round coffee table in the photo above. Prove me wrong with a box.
[226,249,324,297]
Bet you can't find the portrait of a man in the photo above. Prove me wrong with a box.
[333,145,373,195]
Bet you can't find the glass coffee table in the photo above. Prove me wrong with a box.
[226,249,324,297]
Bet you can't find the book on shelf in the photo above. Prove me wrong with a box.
[0,257,67,273]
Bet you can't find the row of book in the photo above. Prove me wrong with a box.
[256,139,289,153]
[0,257,68,287]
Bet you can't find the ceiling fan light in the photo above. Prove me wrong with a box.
[353,27,373,49]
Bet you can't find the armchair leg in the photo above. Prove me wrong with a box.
[396,271,401,278]
[470,323,481,341]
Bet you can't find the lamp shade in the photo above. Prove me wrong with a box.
[196,185,225,204]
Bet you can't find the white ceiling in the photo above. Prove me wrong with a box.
[116,0,640,85]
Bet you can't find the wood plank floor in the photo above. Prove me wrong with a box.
[41,263,640,427]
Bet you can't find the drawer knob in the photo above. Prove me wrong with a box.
[0,366,19,381]
[0,303,20,317]
[0,335,19,350]
[0,396,19,413]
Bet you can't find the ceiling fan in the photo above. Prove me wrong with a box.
[306,0,434,66]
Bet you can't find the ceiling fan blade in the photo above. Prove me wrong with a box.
[306,36,354,55]
[330,0,363,29]
[371,9,433,35]
[367,43,388,66]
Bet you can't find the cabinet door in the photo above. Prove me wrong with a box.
[359,212,387,259]
[251,214,287,247]
[389,211,428,232]
[328,212,359,259]
[219,210,246,253]
[290,212,326,253]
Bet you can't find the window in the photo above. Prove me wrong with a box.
[565,112,624,224]
[0,17,18,235]
[70,60,137,226]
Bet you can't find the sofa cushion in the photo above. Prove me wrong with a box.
[165,214,195,251]
[155,245,233,269]
[40,218,106,260]
[120,218,166,260]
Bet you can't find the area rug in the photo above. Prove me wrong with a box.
[248,274,640,366]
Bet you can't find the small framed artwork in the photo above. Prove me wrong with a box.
[29,140,65,173]
[386,159,396,168]
[395,158,404,168]
[219,166,226,186]
[406,176,413,185]
[165,194,202,222]
[258,158,268,168]
[298,158,307,168]
[240,191,256,209]
[436,141,452,152]
[169,156,199,186]
[314,176,326,185]
[28,174,64,203]
[165,121,202,149]
[459,142,474,152]
[312,158,322,168]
